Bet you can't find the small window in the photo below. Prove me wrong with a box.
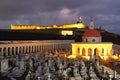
[92,39,96,42]
[86,39,88,42]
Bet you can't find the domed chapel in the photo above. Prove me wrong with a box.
[72,20,113,59]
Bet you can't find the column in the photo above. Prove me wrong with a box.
[80,47,82,55]
[92,48,94,56]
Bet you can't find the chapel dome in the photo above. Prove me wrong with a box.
[83,29,101,37]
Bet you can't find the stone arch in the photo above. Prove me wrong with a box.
[23,46,25,54]
[0,48,3,55]
[16,47,18,55]
[36,45,39,52]
[101,48,104,56]
[0,48,2,54]
[8,47,10,56]
[41,45,43,51]
[32,46,34,53]
[39,45,41,52]
[26,46,28,53]
[35,45,37,53]
[3,48,6,57]
[94,48,99,56]
[82,48,86,56]
[106,48,110,56]
[77,47,80,54]
[12,47,14,55]
[88,48,92,56]
[19,47,22,54]
[28,46,31,53]
[40,45,42,52]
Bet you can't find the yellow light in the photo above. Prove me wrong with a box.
[67,55,76,59]
[82,56,90,60]
[75,23,87,28]
[11,23,87,30]
[112,55,118,60]
[61,30,73,36]
[36,27,40,29]
[100,56,109,60]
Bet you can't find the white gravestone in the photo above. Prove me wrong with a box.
[1,59,8,72]
[20,58,25,70]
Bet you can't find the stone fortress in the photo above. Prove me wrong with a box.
[11,17,87,30]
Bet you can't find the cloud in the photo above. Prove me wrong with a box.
[0,0,119,34]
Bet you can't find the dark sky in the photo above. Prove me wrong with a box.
[0,0,120,34]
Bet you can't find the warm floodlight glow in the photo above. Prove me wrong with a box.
[100,56,109,60]
[74,23,87,28]
[67,55,76,59]
[82,56,90,60]
[36,27,40,29]
[11,22,87,30]
[72,43,113,57]
[112,55,119,60]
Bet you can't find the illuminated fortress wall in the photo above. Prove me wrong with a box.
[11,23,87,30]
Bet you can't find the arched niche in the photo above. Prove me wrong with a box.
[8,47,10,56]
[94,48,99,56]
[82,48,86,56]
[88,48,92,56]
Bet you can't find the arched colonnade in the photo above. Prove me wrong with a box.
[72,43,113,56]
[0,40,74,57]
